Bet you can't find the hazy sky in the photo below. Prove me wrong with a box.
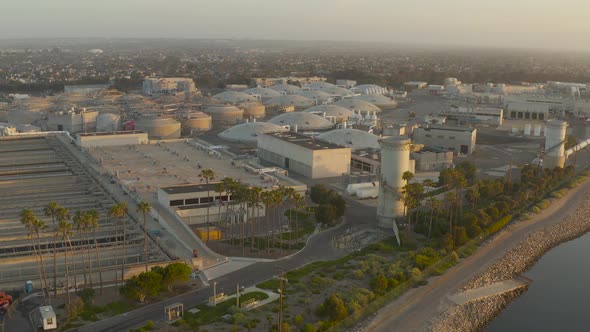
[3,0,589,50]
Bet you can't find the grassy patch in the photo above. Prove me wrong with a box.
[179,291,269,328]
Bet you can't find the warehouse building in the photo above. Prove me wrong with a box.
[258,132,352,179]
[47,108,98,133]
[76,131,149,147]
[412,125,477,154]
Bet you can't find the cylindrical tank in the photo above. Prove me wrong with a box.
[203,105,244,128]
[377,137,412,237]
[239,102,266,119]
[135,116,181,140]
[544,120,567,169]
[184,112,212,134]
[96,113,121,132]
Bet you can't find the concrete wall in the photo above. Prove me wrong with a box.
[76,132,149,147]
[48,111,98,133]
[311,148,351,179]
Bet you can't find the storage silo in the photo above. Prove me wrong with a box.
[183,112,212,134]
[96,113,121,132]
[238,101,266,119]
[377,136,412,244]
[544,120,567,169]
[203,105,244,127]
[135,116,181,139]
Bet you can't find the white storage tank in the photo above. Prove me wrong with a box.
[135,116,181,139]
[96,112,121,132]
[377,136,412,243]
[544,120,567,169]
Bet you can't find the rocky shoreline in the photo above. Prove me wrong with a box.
[427,192,590,331]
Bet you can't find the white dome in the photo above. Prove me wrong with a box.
[352,94,397,108]
[298,90,334,102]
[304,82,336,90]
[351,84,388,95]
[264,95,315,109]
[317,129,381,150]
[242,87,281,99]
[269,84,301,94]
[218,121,288,144]
[269,112,334,131]
[316,86,355,97]
[303,105,353,121]
[334,98,382,114]
[213,91,257,104]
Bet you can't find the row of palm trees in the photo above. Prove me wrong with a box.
[20,200,153,307]
[197,168,306,256]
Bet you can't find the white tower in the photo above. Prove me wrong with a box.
[377,136,412,245]
[544,120,567,169]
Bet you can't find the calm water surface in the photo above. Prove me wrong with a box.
[487,232,590,331]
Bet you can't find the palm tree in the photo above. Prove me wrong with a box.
[271,189,284,251]
[87,210,104,294]
[248,187,262,252]
[137,201,152,272]
[444,191,457,248]
[199,168,216,242]
[426,197,441,239]
[215,182,225,231]
[55,207,76,292]
[57,219,74,307]
[44,202,60,298]
[20,209,49,304]
[401,171,414,227]
[294,193,305,246]
[109,202,128,293]
[73,211,89,287]
[261,191,273,255]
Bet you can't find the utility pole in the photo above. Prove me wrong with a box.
[236,283,240,307]
[507,159,513,190]
[275,272,288,332]
[213,281,217,306]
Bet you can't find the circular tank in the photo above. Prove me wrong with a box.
[96,113,121,132]
[239,101,266,119]
[135,116,181,140]
[184,112,212,134]
[204,105,244,127]
[377,137,412,229]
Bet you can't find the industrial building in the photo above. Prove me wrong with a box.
[142,77,196,97]
[412,125,477,154]
[351,84,388,95]
[411,147,454,171]
[258,132,352,179]
[504,101,548,121]
[404,81,428,92]
[336,79,357,89]
[250,76,326,88]
[441,106,504,126]
[47,108,98,133]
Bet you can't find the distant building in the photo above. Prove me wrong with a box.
[142,77,196,97]
[412,125,477,154]
[403,81,428,92]
[336,79,357,89]
[250,76,327,88]
[441,106,504,126]
[75,131,149,147]
[64,84,110,94]
[411,147,454,171]
[47,108,98,133]
[258,132,351,179]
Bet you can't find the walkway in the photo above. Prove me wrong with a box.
[448,276,531,305]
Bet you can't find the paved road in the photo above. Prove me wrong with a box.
[72,198,376,332]
[366,177,590,332]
